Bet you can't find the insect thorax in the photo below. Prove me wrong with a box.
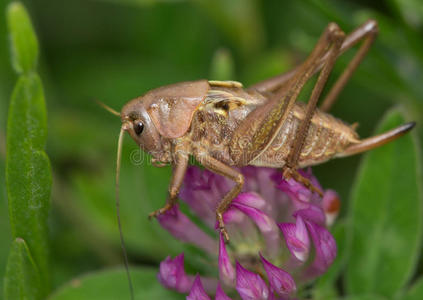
[189,86,265,165]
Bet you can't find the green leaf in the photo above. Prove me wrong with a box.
[0,159,11,298]
[401,277,423,300]
[341,295,387,300]
[48,267,185,300]
[6,2,39,74]
[5,73,52,290]
[345,109,423,296]
[4,238,43,300]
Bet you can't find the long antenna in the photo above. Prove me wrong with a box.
[96,99,121,117]
[116,125,135,300]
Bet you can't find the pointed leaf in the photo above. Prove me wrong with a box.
[6,74,51,287]
[7,2,39,73]
[4,238,43,300]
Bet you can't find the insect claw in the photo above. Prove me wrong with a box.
[283,167,324,197]
[148,203,173,219]
[220,227,230,243]
[282,168,293,180]
[216,212,230,242]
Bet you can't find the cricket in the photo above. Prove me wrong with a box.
[98,19,416,299]
[101,19,414,242]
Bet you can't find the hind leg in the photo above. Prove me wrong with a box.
[231,22,345,165]
[248,19,378,104]
[320,20,378,111]
[282,25,346,196]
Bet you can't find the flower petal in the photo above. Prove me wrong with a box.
[304,221,337,276]
[179,168,218,224]
[215,284,232,300]
[234,191,267,209]
[222,207,245,225]
[232,193,278,235]
[218,232,235,285]
[180,167,234,226]
[241,167,281,211]
[187,275,211,300]
[293,205,326,226]
[236,262,269,300]
[278,216,310,262]
[157,253,192,293]
[298,168,322,191]
[322,189,340,226]
[231,194,280,256]
[260,253,296,296]
[277,177,313,203]
[157,205,217,254]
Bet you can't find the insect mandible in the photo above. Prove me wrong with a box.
[102,20,415,242]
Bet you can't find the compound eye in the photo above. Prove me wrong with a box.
[134,120,144,135]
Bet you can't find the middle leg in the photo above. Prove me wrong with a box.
[195,151,244,241]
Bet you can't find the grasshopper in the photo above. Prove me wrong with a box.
[103,20,414,242]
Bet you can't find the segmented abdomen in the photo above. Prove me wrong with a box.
[251,102,359,168]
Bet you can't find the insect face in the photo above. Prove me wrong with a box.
[121,98,164,157]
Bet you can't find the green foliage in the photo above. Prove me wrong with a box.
[209,48,235,80]
[6,74,51,290]
[6,2,39,74]
[346,109,422,297]
[401,277,423,300]
[48,267,185,300]
[387,0,423,28]
[341,296,387,300]
[4,2,51,299]
[193,0,265,56]
[69,156,183,259]
[4,238,43,300]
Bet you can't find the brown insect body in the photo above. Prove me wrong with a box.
[122,81,359,168]
[114,20,415,242]
[188,83,360,169]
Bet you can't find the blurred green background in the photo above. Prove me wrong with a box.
[1,0,422,298]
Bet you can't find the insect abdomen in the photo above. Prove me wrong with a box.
[251,102,359,168]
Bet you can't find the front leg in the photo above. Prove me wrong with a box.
[148,150,189,218]
[196,151,244,241]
